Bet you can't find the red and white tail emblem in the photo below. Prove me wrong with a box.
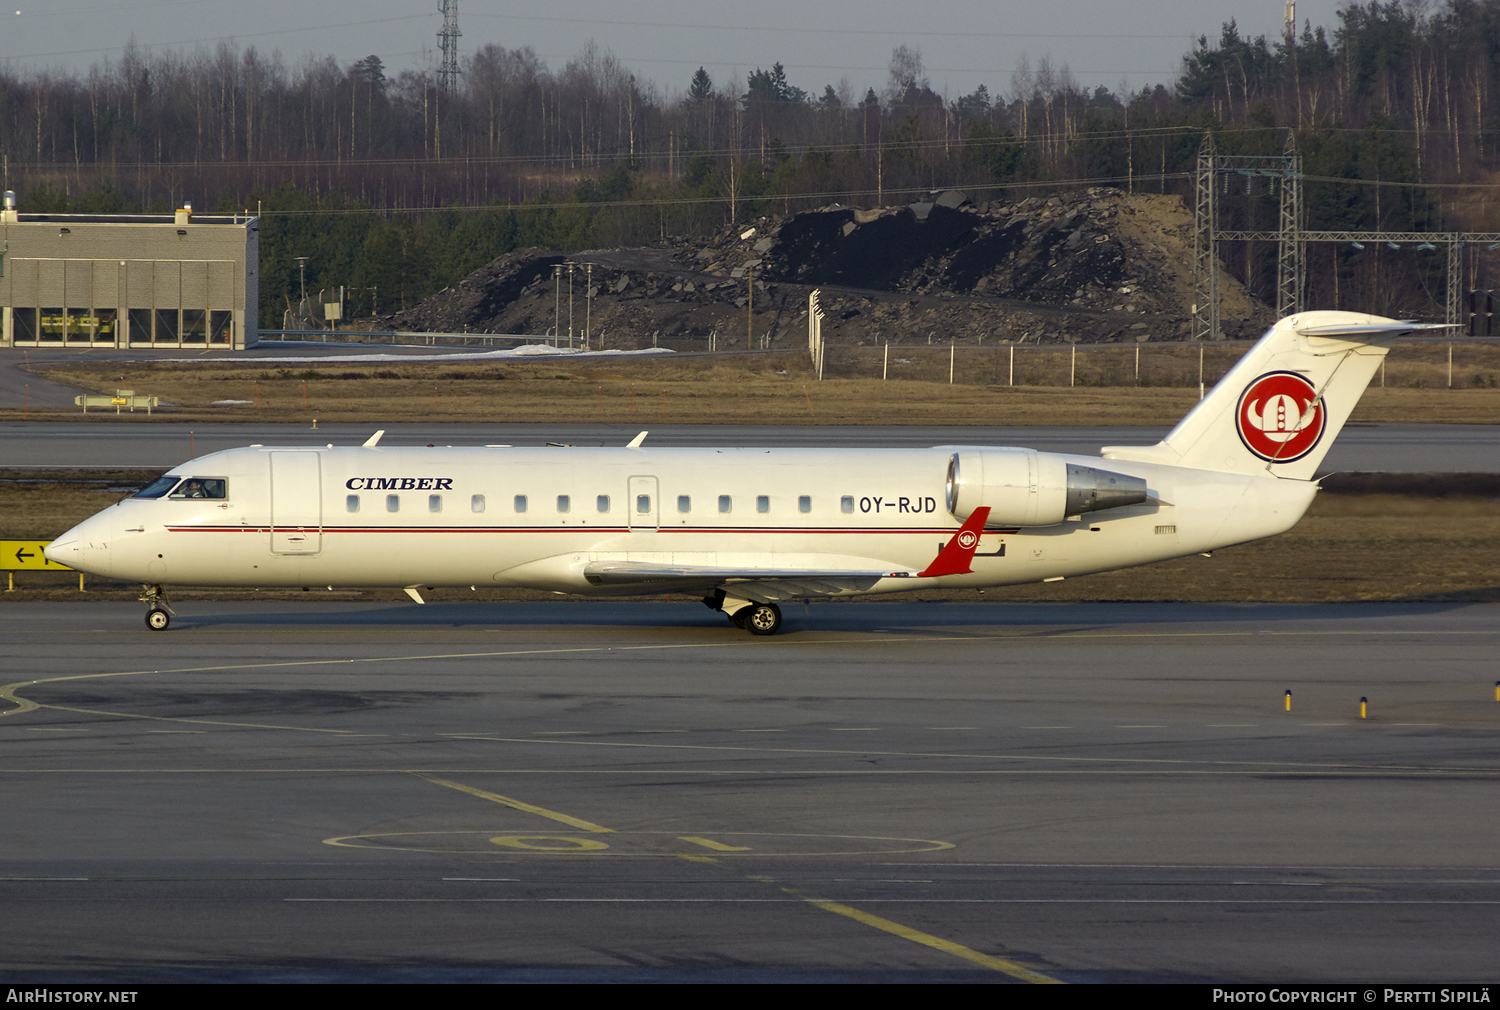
[1235,371,1326,463]
[919,507,991,578]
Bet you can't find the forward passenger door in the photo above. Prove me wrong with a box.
[270,451,322,554]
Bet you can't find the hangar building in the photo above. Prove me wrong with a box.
[0,194,259,349]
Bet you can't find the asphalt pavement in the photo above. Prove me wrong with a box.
[2,600,1497,982]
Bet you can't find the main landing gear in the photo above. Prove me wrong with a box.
[140,583,175,631]
[738,603,782,636]
[702,592,783,635]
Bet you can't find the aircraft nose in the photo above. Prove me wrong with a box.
[44,538,79,567]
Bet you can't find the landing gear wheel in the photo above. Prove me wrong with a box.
[145,608,170,631]
[728,611,746,629]
[743,603,782,636]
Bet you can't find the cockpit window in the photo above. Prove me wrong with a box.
[168,478,227,499]
[134,476,181,499]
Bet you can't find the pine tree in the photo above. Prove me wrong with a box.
[687,66,712,103]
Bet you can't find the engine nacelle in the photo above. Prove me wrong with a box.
[945,450,1148,527]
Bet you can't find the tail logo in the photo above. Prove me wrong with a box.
[1236,371,1326,463]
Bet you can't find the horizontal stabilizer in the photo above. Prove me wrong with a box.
[1102,312,1447,479]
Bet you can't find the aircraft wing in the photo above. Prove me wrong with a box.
[580,508,993,601]
[583,561,907,600]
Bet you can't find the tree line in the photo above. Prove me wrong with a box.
[4,1,1497,324]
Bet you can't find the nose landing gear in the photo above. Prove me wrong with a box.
[140,584,175,631]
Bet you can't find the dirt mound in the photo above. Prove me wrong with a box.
[388,189,1271,348]
[392,247,565,334]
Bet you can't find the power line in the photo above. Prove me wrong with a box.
[0,13,434,62]
[466,11,1198,42]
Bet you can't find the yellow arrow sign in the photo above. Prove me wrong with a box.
[0,540,71,571]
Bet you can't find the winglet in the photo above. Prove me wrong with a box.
[626,430,648,449]
[918,507,992,578]
[363,429,385,447]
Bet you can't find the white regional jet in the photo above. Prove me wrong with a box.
[47,311,1435,634]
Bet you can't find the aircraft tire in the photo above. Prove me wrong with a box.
[728,611,746,629]
[743,603,781,636]
[146,609,170,631]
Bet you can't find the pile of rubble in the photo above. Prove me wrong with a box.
[388,188,1271,348]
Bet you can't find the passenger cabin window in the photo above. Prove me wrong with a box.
[428,495,442,513]
[636,494,651,514]
[168,478,226,499]
[134,476,181,499]
[386,495,400,512]
[841,496,855,514]
[597,495,610,513]
[756,495,770,514]
[346,495,360,513]
[718,495,732,514]
[471,495,486,513]
[677,495,691,513]
[798,495,812,513]
[557,495,571,513]
[514,495,528,513]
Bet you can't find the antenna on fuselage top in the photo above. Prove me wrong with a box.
[362,430,385,447]
[626,431,648,449]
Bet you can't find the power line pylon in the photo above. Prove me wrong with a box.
[1193,130,1304,338]
[1275,131,1305,320]
[1192,133,1220,342]
[437,0,461,92]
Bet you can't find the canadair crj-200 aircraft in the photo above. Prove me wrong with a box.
[48,311,1439,634]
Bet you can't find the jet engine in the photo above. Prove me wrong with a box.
[945,450,1148,527]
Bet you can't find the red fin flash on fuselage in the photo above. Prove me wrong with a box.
[917,506,992,578]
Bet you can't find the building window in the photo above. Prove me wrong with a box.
[677,495,691,513]
[756,495,770,513]
[346,495,360,513]
[154,308,179,342]
[841,496,855,514]
[64,309,91,344]
[208,310,232,345]
[798,495,812,513]
[471,495,486,513]
[386,494,400,512]
[39,308,65,341]
[718,495,732,514]
[557,494,571,513]
[92,310,117,341]
[597,495,610,513]
[428,494,442,513]
[514,495,527,513]
[13,308,37,342]
[128,309,152,344]
[181,309,207,344]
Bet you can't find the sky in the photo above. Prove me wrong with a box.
[2,0,1349,100]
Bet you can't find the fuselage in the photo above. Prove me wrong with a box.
[46,443,1317,595]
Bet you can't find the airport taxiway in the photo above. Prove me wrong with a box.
[3,420,1497,473]
[2,600,1497,982]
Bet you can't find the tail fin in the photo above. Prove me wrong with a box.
[1102,311,1448,479]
